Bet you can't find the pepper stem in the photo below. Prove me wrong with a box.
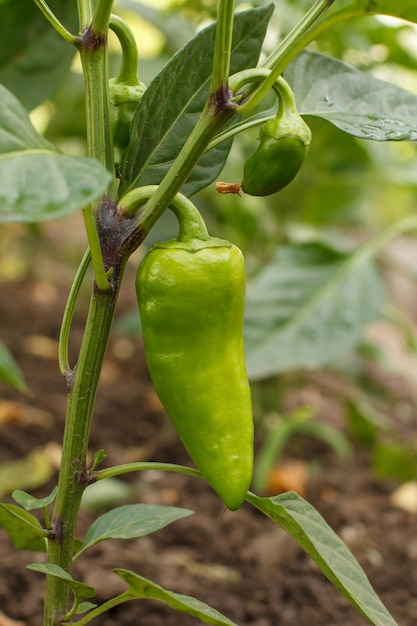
[118,185,210,242]
[109,14,140,86]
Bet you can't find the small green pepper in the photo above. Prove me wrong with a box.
[241,77,311,196]
[110,80,146,171]
[135,198,253,511]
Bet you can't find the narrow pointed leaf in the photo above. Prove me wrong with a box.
[246,492,398,626]
[0,503,47,551]
[0,340,27,392]
[75,504,193,558]
[287,50,417,141]
[115,569,238,626]
[120,5,274,196]
[27,563,96,599]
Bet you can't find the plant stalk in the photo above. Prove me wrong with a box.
[44,1,119,622]
[44,279,122,625]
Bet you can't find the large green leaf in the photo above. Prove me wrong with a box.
[0,85,111,222]
[115,569,238,626]
[0,503,47,551]
[0,84,55,153]
[74,504,193,558]
[246,492,398,626]
[120,5,274,197]
[245,218,417,380]
[0,0,77,111]
[245,237,386,380]
[0,151,111,223]
[286,50,417,141]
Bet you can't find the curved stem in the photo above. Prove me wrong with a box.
[93,461,202,482]
[234,0,335,115]
[58,248,91,376]
[109,14,140,85]
[32,0,77,44]
[118,185,209,241]
[72,591,133,626]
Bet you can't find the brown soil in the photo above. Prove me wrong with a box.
[0,230,415,626]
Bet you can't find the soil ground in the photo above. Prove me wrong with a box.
[0,225,416,626]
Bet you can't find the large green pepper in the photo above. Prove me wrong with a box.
[135,197,253,511]
[241,77,311,196]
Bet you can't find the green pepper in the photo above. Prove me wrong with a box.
[241,77,311,196]
[110,80,145,172]
[135,196,253,511]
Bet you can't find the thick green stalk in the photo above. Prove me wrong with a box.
[44,2,118,623]
[77,13,116,291]
[44,281,122,625]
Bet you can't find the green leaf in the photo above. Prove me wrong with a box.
[0,340,27,392]
[0,151,111,223]
[0,503,47,551]
[0,84,111,223]
[286,50,417,141]
[76,602,98,614]
[75,504,193,558]
[245,237,386,380]
[12,486,57,511]
[0,84,56,153]
[27,563,96,599]
[246,492,398,626]
[120,5,274,196]
[0,0,77,110]
[115,569,238,626]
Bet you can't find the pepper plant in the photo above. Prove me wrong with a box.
[1,0,417,624]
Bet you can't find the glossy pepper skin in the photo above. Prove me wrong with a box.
[241,79,311,197]
[136,237,253,511]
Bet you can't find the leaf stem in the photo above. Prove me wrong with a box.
[93,461,202,482]
[32,0,77,44]
[73,591,134,626]
[232,0,335,115]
